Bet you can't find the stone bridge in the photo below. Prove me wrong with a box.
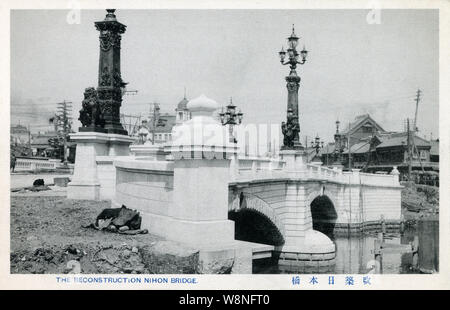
[227,155,402,263]
[69,94,402,269]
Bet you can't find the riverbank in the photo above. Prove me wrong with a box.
[10,196,201,274]
[401,182,439,223]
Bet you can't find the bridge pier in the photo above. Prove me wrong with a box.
[67,132,133,200]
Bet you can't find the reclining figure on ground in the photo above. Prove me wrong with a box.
[83,205,148,235]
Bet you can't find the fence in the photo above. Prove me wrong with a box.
[231,156,400,187]
[14,157,58,172]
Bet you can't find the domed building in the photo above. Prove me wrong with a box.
[144,93,192,145]
[175,94,191,125]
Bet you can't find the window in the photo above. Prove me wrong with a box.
[362,124,373,133]
[420,150,427,160]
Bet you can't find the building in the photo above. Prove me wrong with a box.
[145,95,192,144]
[31,131,59,157]
[175,95,191,124]
[10,124,30,145]
[148,113,176,144]
[30,130,76,162]
[321,114,438,175]
[430,139,439,162]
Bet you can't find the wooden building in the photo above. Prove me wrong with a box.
[321,114,437,176]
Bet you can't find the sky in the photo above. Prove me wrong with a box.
[10,9,439,143]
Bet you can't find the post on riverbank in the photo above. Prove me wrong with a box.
[412,235,419,271]
[374,235,383,274]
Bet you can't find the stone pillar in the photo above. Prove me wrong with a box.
[390,166,400,185]
[67,132,133,200]
[165,94,239,247]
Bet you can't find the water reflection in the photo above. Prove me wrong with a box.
[253,220,438,274]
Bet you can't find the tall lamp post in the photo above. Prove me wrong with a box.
[311,135,324,162]
[334,119,344,164]
[279,25,308,150]
[220,97,243,143]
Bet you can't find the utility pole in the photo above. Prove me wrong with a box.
[28,124,31,151]
[120,113,142,137]
[413,89,421,132]
[55,100,73,165]
[348,122,352,170]
[148,102,161,145]
[305,136,308,162]
[407,118,412,181]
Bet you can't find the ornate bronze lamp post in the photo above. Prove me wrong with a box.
[334,120,344,164]
[279,25,308,150]
[220,97,243,143]
[311,135,324,162]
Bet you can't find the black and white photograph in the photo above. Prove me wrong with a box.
[2,0,448,290]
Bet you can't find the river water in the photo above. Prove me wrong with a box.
[253,220,438,274]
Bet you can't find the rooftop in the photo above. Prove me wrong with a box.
[376,132,430,149]
[341,114,386,135]
[149,114,177,133]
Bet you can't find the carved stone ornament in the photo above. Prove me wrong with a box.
[100,66,111,86]
[286,81,299,92]
[113,68,123,88]
[99,31,121,52]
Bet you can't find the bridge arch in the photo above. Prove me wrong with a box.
[306,187,339,210]
[307,189,338,238]
[229,191,285,246]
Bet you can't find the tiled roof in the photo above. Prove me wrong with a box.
[321,143,336,155]
[376,133,430,149]
[149,114,177,133]
[341,114,386,135]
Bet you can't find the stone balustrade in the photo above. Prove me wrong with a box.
[232,156,288,182]
[230,156,400,188]
[14,157,58,172]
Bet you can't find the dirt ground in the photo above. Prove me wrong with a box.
[10,196,199,274]
[401,182,439,222]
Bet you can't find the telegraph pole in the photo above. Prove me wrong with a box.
[305,136,308,162]
[55,100,73,165]
[148,102,161,145]
[407,118,412,181]
[348,122,352,170]
[28,124,31,150]
[413,89,421,132]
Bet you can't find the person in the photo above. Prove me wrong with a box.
[10,153,16,172]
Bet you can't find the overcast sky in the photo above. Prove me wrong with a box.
[11,9,439,142]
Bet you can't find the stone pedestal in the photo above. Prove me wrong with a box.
[67,132,134,200]
[165,94,239,247]
[279,149,308,172]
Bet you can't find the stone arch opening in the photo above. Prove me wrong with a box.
[228,208,285,246]
[228,192,285,246]
[310,195,338,239]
